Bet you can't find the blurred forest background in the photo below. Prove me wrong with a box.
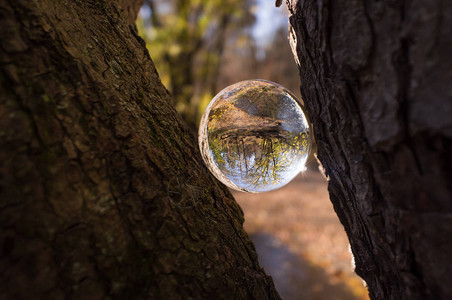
[137,0,300,130]
[137,0,369,299]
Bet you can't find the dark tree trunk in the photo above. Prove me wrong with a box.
[0,0,280,298]
[287,0,451,299]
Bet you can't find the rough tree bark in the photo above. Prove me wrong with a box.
[287,0,451,299]
[0,0,280,298]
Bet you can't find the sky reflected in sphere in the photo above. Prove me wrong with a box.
[199,80,311,193]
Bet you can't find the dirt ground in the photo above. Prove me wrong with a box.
[232,164,370,300]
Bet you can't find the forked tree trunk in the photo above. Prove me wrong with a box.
[0,0,279,298]
[287,0,451,299]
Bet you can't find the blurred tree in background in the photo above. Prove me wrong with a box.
[137,0,301,130]
[137,0,256,128]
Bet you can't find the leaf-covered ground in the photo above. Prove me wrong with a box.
[233,164,370,300]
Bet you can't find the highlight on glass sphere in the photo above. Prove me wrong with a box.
[198,79,311,193]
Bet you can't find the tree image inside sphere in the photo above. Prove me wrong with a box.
[199,80,311,193]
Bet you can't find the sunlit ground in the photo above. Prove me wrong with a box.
[232,162,370,300]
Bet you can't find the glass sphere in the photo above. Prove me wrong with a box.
[198,79,311,193]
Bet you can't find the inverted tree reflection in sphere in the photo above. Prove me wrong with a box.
[198,79,311,193]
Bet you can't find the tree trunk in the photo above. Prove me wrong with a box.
[0,0,280,298]
[287,0,451,299]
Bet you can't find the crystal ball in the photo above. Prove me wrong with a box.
[198,79,311,193]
